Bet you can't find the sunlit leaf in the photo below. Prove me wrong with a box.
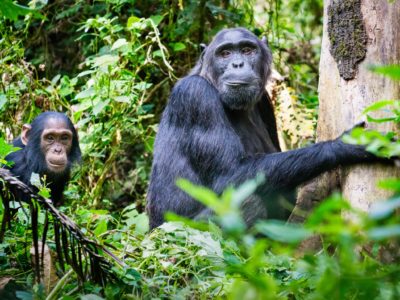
[255,220,312,243]
[111,38,128,51]
[362,99,397,114]
[369,197,400,219]
[367,225,400,240]
[369,65,400,81]
[0,0,44,21]
[170,42,186,52]
[149,15,163,26]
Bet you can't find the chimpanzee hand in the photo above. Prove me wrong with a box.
[334,121,395,165]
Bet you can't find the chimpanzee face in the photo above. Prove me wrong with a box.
[22,118,73,173]
[198,29,271,110]
[41,118,73,172]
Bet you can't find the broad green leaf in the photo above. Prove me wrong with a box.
[51,74,61,85]
[231,174,265,207]
[369,197,400,219]
[94,219,107,236]
[0,94,6,110]
[15,291,33,300]
[176,179,220,210]
[0,0,44,21]
[92,99,109,116]
[92,55,119,68]
[362,99,397,114]
[134,82,152,91]
[378,178,400,191]
[111,38,128,51]
[170,42,186,52]
[255,220,312,243]
[80,294,105,300]
[152,49,163,58]
[77,70,95,77]
[75,87,95,100]
[114,96,130,103]
[369,65,400,80]
[149,15,163,26]
[367,225,400,240]
[0,137,20,160]
[366,115,397,123]
[127,16,141,29]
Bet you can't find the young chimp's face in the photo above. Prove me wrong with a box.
[40,118,73,173]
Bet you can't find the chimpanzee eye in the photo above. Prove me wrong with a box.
[46,135,55,142]
[61,135,70,141]
[242,47,255,55]
[220,50,231,58]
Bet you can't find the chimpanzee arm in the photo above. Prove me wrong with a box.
[215,139,377,193]
[149,75,380,227]
[163,75,245,182]
[168,76,377,195]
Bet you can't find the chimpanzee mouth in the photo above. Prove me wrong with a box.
[225,81,250,87]
[47,160,67,169]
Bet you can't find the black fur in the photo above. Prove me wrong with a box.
[147,28,379,229]
[5,112,81,205]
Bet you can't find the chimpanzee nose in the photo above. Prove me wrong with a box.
[54,146,62,154]
[232,61,244,68]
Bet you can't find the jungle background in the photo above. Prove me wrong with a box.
[0,0,400,299]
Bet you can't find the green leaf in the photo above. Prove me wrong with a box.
[176,179,220,210]
[367,225,400,240]
[80,295,105,300]
[92,99,110,116]
[0,0,44,21]
[170,42,186,52]
[29,173,41,188]
[378,178,400,191]
[231,174,265,207]
[0,94,6,111]
[366,115,397,123]
[114,96,130,103]
[15,291,33,300]
[149,15,164,26]
[255,220,312,243]
[111,38,128,51]
[362,99,397,114]
[127,16,141,29]
[369,65,400,80]
[0,137,20,161]
[77,70,95,77]
[92,55,119,68]
[369,197,400,219]
[94,219,107,236]
[51,74,61,85]
[75,87,95,100]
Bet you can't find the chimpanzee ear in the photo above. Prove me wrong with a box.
[199,44,207,63]
[21,124,32,145]
[261,36,269,46]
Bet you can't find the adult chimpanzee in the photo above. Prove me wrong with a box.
[146,28,383,229]
[5,111,81,205]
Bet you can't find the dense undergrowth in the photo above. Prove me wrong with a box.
[0,0,400,299]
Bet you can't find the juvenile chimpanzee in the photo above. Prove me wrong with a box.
[5,111,81,205]
[146,28,383,229]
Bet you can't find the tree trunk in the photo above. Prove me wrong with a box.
[290,0,400,252]
[317,0,400,210]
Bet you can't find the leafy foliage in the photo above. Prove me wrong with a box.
[1,0,400,299]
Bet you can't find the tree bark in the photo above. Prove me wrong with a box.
[317,0,400,211]
[290,0,400,227]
